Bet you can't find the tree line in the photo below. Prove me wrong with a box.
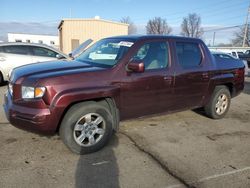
[120,13,248,47]
[121,13,203,38]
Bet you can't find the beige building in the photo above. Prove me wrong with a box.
[58,18,129,53]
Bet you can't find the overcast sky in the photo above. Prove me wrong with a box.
[0,0,248,44]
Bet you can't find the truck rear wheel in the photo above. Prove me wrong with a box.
[59,101,114,154]
[204,86,231,119]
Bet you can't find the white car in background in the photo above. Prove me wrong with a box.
[0,39,94,84]
[0,43,68,84]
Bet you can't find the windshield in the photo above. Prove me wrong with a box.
[76,38,134,67]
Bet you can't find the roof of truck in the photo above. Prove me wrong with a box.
[105,35,203,42]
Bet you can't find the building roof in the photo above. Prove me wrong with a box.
[58,18,129,29]
[8,33,58,37]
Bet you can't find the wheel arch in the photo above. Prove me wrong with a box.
[55,97,120,133]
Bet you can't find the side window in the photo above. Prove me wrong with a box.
[176,42,202,69]
[32,47,57,58]
[0,47,3,53]
[132,41,169,70]
[3,45,29,55]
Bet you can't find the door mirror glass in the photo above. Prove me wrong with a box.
[127,60,145,73]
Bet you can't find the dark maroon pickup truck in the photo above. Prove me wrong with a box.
[4,35,245,154]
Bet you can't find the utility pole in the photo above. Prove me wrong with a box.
[243,5,250,47]
[212,32,216,46]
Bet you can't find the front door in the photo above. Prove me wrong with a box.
[120,40,175,119]
[30,46,58,63]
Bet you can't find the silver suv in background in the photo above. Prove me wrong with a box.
[0,43,68,84]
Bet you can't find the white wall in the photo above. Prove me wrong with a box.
[7,33,59,48]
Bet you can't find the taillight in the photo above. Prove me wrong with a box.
[234,68,244,77]
[234,68,245,83]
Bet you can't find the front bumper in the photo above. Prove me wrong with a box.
[3,91,58,135]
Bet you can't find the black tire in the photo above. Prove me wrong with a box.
[204,86,231,119]
[0,72,4,86]
[59,101,114,154]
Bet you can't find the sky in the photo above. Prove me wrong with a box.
[0,0,249,45]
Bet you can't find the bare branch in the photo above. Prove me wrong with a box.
[120,16,137,35]
[146,17,172,35]
[231,25,250,47]
[180,13,203,38]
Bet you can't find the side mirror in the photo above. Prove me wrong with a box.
[56,54,65,59]
[68,53,74,60]
[68,53,73,58]
[127,60,145,73]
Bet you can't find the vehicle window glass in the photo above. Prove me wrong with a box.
[32,47,57,58]
[0,46,3,53]
[176,42,202,69]
[132,41,169,70]
[3,45,29,55]
[76,39,134,67]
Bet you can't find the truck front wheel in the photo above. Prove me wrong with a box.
[59,101,114,154]
[204,86,231,119]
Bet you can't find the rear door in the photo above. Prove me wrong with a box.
[173,40,210,110]
[30,46,58,63]
[0,45,33,77]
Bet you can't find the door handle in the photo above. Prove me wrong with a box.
[163,76,172,84]
[202,73,209,78]
[164,76,172,80]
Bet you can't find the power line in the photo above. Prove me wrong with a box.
[168,3,248,25]
[132,0,248,23]
[203,24,245,32]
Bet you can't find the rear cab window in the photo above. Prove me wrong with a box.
[176,42,202,69]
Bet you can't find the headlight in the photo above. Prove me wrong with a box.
[8,69,13,80]
[21,86,46,99]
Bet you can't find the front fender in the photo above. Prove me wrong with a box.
[50,86,120,110]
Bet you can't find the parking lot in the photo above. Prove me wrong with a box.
[0,77,249,188]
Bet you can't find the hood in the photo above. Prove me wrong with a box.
[10,60,106,83]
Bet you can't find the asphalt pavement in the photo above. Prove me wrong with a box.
[0,78,250,188]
